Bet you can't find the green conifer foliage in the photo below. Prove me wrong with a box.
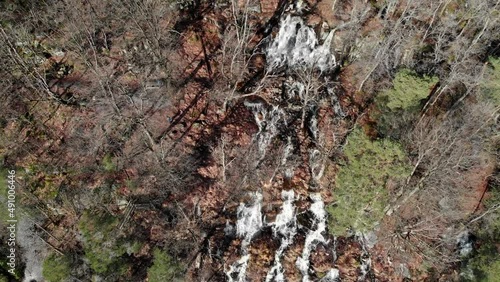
[327,128,411,236]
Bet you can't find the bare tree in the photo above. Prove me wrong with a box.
[381,97,498,270]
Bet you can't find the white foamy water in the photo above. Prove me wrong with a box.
[224,220,235,236]
[243,101,266,130]
[320,268,340,282]
[227,254,250,282]
[244,101,286,160]
[266,15,336,72]
[232,10,341,281]
[226,192,264,282]
[296,193,328,282]
[457,231,473,257]
[258,106,285,159]
[266,190,297,282]
[309,112,319,141]
[356,232,372,281]
[236,192,264,248]
[309,149,325,184]
[285,80,305,100]
[281,137,294,166]
[327,88,346,118]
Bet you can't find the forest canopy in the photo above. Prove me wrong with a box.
[0,0,498,281]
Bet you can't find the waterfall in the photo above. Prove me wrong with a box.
[309,149,325,184]
[359,253,371,281]
[319,268,340,282]
[243,100,266,131]
[308,113,319,141]
[226,254,251,282]
[296,193,328,282]
[256,105,284,159]
[244,101,285,160]
[266,190,297,282]
[229,9,341,282]
[327,88,346,118]
[224,220,235,236]
[236,192,264,248]
[266,15,336,72]
[356,232,372,281]
[281,137,294,166]
[226,192,264,282]
[332,236,338,262]
[285,80,305,101]
[457,231,473,257]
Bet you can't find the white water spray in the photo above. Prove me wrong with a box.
[281,137,294,166]
[327,88,345,118]
[236,193,264,247]
[356,232,372,281]
[320,268,340,282]
[266,190,297,282]
[244,101,286,160]
[296,193,328,282]
[226,192,264,282]
[308,113,320,141]
[285,80,305,101]
[266,15,336,72]
[309,149,325,184]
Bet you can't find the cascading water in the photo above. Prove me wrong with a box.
[296,193,328,282]
[226,7,344,281]
[319,268,340,282]
[224,220,235,236]
[359,253,372,281]
[226,192,264,282]
[227,255,250,282]
[332,236,338,262]
[457,231,473,257]
[265,190,297,282]
[236,193,264,246]
[327,88,345,118]
[308,113,320,141]
[244,101,286,160]
[281,137,294,166]
[266,15,336,72]
[243,101,266,130]
[309,149,325,185]
[356,232,372,281]
[286,80,305,101]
